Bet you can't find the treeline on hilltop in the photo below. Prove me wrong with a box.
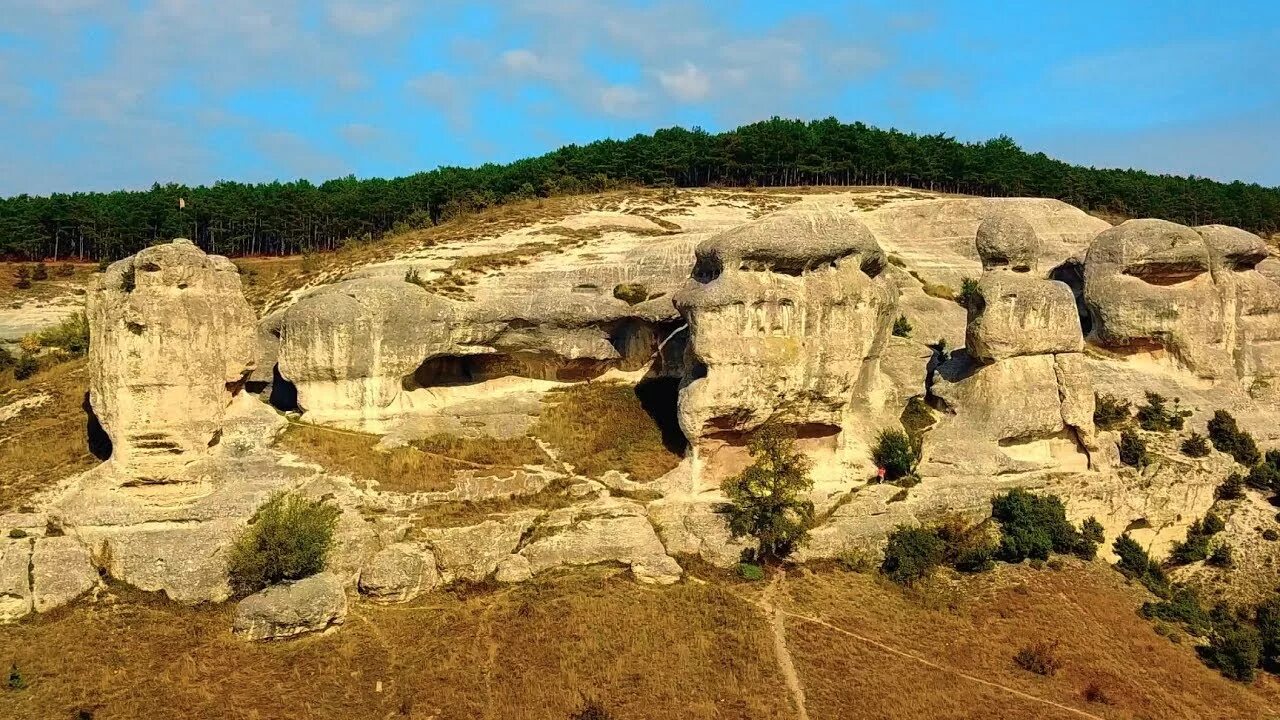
[3,117,1279,261]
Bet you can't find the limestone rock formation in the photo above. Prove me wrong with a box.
[31,536,98,614]
[358,543,440,603]
[420,511,541,583]
[925,213,1097,475]
[518,498,683,584]
[0,538,32,623]
[673,205,898,442]
[232,572,347,641]
[273,275,683,434]
[87,239,258,480]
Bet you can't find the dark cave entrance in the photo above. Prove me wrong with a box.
[634,376,688,455]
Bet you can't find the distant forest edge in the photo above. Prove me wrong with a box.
[3,117,1279,261]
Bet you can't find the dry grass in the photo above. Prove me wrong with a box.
[276,422,544,494]
[0,261,95,306]
[0,358,101,512]
[783,561,1280,719]
[3,561,1278,719]
[532,380,684,482]
[0,569,791,720]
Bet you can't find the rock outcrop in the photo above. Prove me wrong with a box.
[673,205,898,442]
[926,213,1098,475]
[233,572,347,641]
[358,543,440,603]
[87,239,258,480]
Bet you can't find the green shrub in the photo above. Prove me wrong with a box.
[36,313,90,356]
[1208,410,1260,466]
[1093,393,1131,429]
[403,267,427,288]
[1217,473,1246,500]
[1169,513,1225,566]
[881,525,945,585]
[57,262,74,277]
[1118,429,1148,469]
[1200,619,1262,682]
[1142,584,1210,633]
[957,276,981,310]
[1181,432,1210,458]
[891,314,912,338]
[12,353,38,381]
[7,663,24,690]
[737,562,765,581]
[899,396,935,448]
[1255,597,1280,667]
[13,266,30,290]
[31,262,48,281]
[226,492,341,596]
[613,283,650,305]
[1137,392,1185,432]
[1076,516,1105,560]
[0,346,13,372]
[1113,533,1169,596]
[871,428,916,483]
[1208,542,1234,568]
[1246,462,1280,493]
[933,516,997,573]
[721,424,814,561]
[990,489,1085,562]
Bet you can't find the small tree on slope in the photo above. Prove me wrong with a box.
[721,423,814,562]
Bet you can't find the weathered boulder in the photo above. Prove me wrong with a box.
[1084,220,1227,375]
[673,205,898,441]
[31,536,97,613]
[975,212,1041,272]
[0,538,33,623]
[518,498,682,584]
[233,572,347,641]
[1196,225,1280,392]
[358,543,439,602]
[494,554,533,583]
[88,239,257,480]
[420,511,541,583]
[966,272,1082,362]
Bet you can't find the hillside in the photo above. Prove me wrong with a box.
[5,186,1280,718]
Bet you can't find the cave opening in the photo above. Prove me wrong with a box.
[82,392,113,461]
[1049,259,1092,336]
[633,377,689,455]
[267,365,299,412]
[404,353,610,390]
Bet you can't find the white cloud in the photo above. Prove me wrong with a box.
[339,123,381,146]
[326,1,408,36]
[599,84,645,116]
[658,62,709,103]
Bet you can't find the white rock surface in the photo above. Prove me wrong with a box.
[233,572,347,641]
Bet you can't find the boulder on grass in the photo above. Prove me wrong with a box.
[232,572,346,641]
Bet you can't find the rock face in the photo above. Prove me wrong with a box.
[358,543,440,603]
[673,205,898,442]
[87,239,257,479]
[420,511,541,583]
[31,536,97,613]
[1083,219,1280,389]
[518,498,683,584]
[0,539,33,623]
[233,572,347,641]
[926,213,1098,475]
[274,277,682,433]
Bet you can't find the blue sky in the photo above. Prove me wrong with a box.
[0,0,1277,196]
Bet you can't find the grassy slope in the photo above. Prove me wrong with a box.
[2,563,1277,720]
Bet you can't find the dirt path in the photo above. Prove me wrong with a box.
[761,570,810,720]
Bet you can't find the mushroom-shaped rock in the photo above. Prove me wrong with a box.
[1084,220,1228,377]
[674,206,898,441]
[232,572,347,641]
[966,272,1083,363]
[1197,224,1270,273]
[976,212,1042,272]
[277,278,455,428]
[87,239,257,480]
